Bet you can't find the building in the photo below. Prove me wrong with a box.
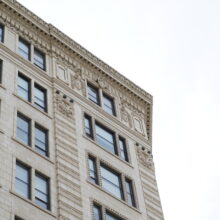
[0,0,164,220]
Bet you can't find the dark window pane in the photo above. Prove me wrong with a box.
[0,24,4,43]
[119,137,128,162]
[125,179,136,207]
[18,38,30,60]
[88,157,98,184]
[35,174,49,210]
[35,125,48,156]
[95,124,116,154]
[106,212,122,220]
[17,74,30,101]
[16,114,30,146]
[34,48,45,70]
[100,165,123,199]
[93,204,102,220]
[87,84,100,105]
[34,84,46,112]
[0,60,2,84]
[103,94,115,116]
[84,115,93,138]
[15,162,30,199]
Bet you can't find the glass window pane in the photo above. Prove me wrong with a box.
[34,85,46,112]
[103,95,115,115]
[18,75,30,101]
[125,179,136,207]
[0,25,3,42]
[106,212,121,220]
[15,163,30,199]
[95,124,116,154]
[119,138,128,162]
[18,39,30,60]
[34,48,45,70]
[84,116,93,138]
[87,84,100,105]
[93,205,102,220]
[35,126,47,156]
[16,114,30,146]
[100,166,122,199]
[88,157,98,184]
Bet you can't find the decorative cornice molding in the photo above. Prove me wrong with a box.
[1,0,152,105]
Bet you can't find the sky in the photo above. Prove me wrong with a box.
[17,0,220,219]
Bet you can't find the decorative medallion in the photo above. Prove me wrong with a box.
[71,68,86,96]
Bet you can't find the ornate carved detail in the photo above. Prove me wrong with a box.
[55,93,74,119]
[136,145,154,169]
[70,68,86,96]
[120,106,132,128]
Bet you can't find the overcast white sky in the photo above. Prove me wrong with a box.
[17,0,220,219]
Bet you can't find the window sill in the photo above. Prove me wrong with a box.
[13,93,52,119]
[83,134,134,169]
[10,190,57,218]
[87,180,141,214]
[12,137,54,165]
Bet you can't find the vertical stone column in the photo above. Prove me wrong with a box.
[136,144,164,220]
[53,89,83,220]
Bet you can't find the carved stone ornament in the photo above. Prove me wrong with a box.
[71,68,86,96]
[97,77,108,90]
[56,93,74,119]
[136,145,154,168]
[120,106,132,128]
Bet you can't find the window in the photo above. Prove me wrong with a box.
[15,162,30,199]
[15,216,23,220]
[35,173,50,210]
[0,24,4,43]
[95,123,116,154]
[17,73,31,101]
[35,124,48,156]
[34,48,45,70]
[18,38,30,60]
[125,178,136,207]
[88,156,136,207]
[84,114,93,138]
[84,115,129,162]
[0,59,2,84]
[103,94,115,116]
[106,212,122,220]
[88,156,98,184]
[100,165,123,199]
[34,84,47,112]
[16,113,31,146]
[92,203,124,220]
[118,137,128,162]
[93,204,102,220]
[87,83,100,105]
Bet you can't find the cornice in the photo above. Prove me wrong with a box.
[0,0,153,105]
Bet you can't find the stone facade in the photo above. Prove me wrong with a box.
[0,0,164,219]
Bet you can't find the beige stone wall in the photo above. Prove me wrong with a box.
[0,0,164,219]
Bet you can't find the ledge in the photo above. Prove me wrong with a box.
[0,129,4,134]
[87,180,141,214]
[11,137,55,165]
[83,134,134,169]
[13,93,53,119]
[0,83,6,90]
[10,190,57,218]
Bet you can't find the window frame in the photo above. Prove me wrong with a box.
[88,154,137,207]
[0,23,4,43]
[18,37,31,61]
[125,178,136,207]
[34,83,47,112]
[84,114,93,139]
[84,114,129,163]
[35,123,49,157]
[102,93,116,116]
[34,47,46,70]
[87,83,101,105]
[17,73,31,102]
[0,59,2,84]
[35,172,50,210]
[16,113,31,146]
[15,161,31,199]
